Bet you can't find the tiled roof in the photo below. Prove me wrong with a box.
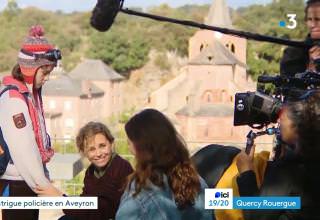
[69,59,124,81]
[188,41,246,67]
[42,73,104,98]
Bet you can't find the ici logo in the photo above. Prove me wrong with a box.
[215,192,229,198]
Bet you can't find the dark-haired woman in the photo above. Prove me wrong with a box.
[236,91,320,220]
[0,25,57,220]
[116,109,211,220]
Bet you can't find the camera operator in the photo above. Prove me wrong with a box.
[281,0,320,75]
[236,91,320,220]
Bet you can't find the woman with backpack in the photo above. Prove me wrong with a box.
[0,25,60,220]
[236,91,320,219]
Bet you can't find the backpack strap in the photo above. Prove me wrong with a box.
[0,85,30,110]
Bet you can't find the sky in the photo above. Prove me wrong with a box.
[0,0,272,13]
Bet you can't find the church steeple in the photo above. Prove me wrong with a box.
[205,0,233,29]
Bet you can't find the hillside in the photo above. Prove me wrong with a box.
[0,0,307,79]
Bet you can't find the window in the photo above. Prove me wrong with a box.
[204,91,213,103]
[207,94,212,102]
[65,118,74,128]
[64,101,72,111]
[204,127,209,137]
[200,44,204,51]
[49,100,56,109]
[221,90,228,102]
[231,44,235,53]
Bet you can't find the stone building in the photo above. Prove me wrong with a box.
[149,0,265,150]
[42,59,124,139]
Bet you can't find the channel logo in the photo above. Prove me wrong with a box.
[279,14,297,29]
[215,192,230,198]
[205,188,233,210]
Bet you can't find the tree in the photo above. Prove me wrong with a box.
[3,0,20,18]
[88,31,150,74]
[233,0,306,78]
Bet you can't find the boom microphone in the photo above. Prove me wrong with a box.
[90,0,123,32]
[90,0,310,48]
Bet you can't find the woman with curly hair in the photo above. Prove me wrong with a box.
[35,122,133,220]
[237,90,320,220]
[116,109,211,220]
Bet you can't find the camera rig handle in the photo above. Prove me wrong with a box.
[258,73,320,89]
[245,127,277,155]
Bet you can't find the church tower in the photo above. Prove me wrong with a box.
[188,0,246,64]
[149,0,256,146]
[205,0,233,28]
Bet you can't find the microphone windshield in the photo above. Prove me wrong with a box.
[91,0,123,32]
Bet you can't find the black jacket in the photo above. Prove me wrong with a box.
[237,154,320,220]
[280,36,311,77]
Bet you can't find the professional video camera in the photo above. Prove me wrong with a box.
[233,71,320,128]
[233,71,320,157]
[233,91,281,128]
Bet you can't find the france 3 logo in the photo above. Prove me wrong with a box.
[205,189,233,209]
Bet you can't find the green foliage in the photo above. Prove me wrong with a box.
[0,4,86,72]
[88,30,150,73]
[63,170,85,196]
[0,2,201,73]
[154,53,171,70]
[0,0,309,78]
[143,4,196,56]
[86,3,197,73]
[114,129,135,166]
[103,108,136,165]
[52,140,78,154]
[3,0,20,19]
[233,0,307,78]
[118,107,136,124]
[246,42,282,80]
